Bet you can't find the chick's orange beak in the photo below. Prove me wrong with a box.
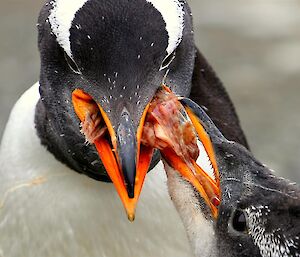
[140,86,221,219]
[72,89,154,221]
[161,106,221,218]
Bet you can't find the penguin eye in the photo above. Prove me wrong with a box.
[64,53,81,74]
[160,51,176,71]
[232,210,248,232]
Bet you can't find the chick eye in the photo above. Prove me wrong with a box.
[160,51,176,71]
[232,210,247,232]
[64,52,81,74]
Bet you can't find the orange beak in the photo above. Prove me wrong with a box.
[141,86,221,219]
[161,105,221,218]
[72,89,154,221]
[72,86,221,221]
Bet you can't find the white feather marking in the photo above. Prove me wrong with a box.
[146,0,185,55]
[48,0,90,57]
[246,206,300,257]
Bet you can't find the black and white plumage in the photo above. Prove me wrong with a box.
[166,103,300,257]
[0,0,247,256]
[36,0,195,181]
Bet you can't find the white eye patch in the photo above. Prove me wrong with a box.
[48,0,90,58]
[48,0,185,59]
[146,0,185,55]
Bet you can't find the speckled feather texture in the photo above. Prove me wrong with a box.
[246,206,300,257]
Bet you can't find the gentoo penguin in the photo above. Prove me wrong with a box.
[0,0,247,256]
[167,100,300,257]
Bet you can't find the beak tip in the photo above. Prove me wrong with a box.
[127,213,135,222]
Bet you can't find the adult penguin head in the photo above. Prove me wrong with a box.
[35,0,195,219]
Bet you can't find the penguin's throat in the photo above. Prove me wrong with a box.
[72,91,109,145]
[80,109,107,145]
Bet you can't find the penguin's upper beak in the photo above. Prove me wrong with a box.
[72,87,222,221]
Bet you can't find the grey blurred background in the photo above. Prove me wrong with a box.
[0,0,299,182]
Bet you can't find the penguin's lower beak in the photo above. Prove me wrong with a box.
[72,89,154,221]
